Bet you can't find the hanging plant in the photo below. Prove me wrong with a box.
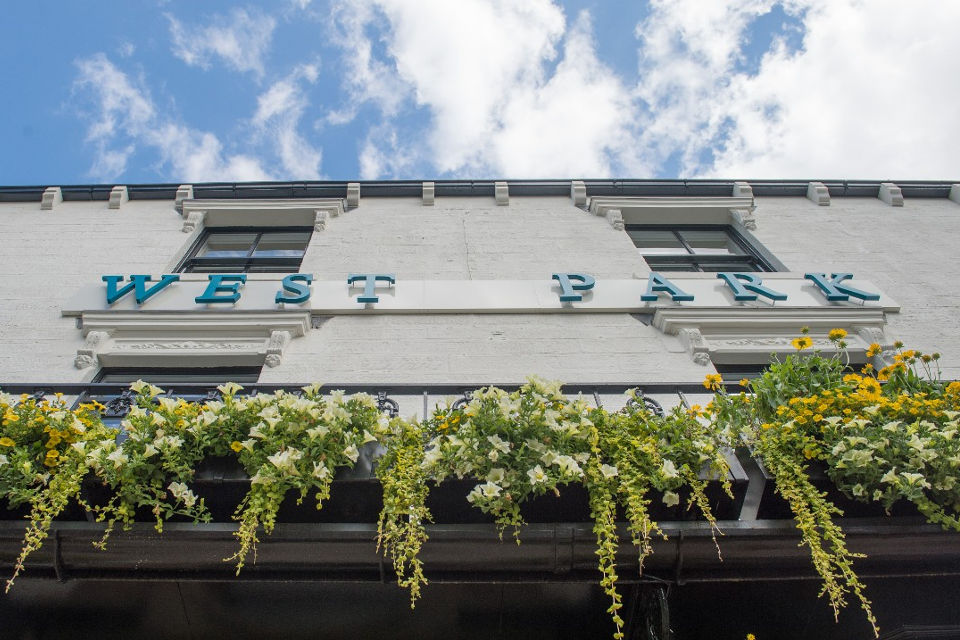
[711,328,882,635]
[1,392,114,591]
[376,416,431,609]
[87,381,220,549]
[220,384,383,572]
[424,378,597,540]
[591,393,733,639]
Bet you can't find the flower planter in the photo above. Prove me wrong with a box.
[738,450,920,520]
[426,462,749,525]
[78,443,387,525]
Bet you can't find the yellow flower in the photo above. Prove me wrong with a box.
[865,343,881,358]
[828,328,847,341]
[0,436,15,447]
[230,441,244,453]
[791,336,813,351]
[45,449,59,459]
[703,374,723,390]
[739,378,750,387]
[747,635,756,640]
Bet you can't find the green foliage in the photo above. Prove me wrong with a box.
[216,384,384,572]
[376,417,431,609]
[0,392,115,591]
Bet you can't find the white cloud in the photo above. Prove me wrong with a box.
[251,64,324,179]
[634,0,960,178]
[167,8,276,77]
[72,53,274,182]
[358,123,419,179]
[331,1,640,177]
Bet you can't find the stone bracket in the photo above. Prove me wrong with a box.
[109,186,129,209]
[74,330,112,369]
[570,180,587,208]
[182,210,206,233]
[806,182,831,206]
[346,182,360,209]
[730,208,757,230]
[949,184,960,205]
[495,181,509,206]
[175,185,194,213]
[605,209,624,230]
[879,182,904,206]
[422,181,435,206]
[41,187,62,210]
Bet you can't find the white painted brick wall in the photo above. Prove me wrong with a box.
[2,192,959,384]
[752,196,960,378]
[0,199,188,382]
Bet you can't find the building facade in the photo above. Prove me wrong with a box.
[2,179,960,639]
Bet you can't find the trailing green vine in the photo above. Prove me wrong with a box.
[1,393,114,591]
[376,416,431,608]
[219,385,383,572]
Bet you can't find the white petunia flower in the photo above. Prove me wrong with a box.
[661,459,679,479]
[480,481,502,498]
[487,468,506,484]
[306,425,330,439]
[107,449,128,467]
[343,444,360,463]
[599,464,618,479]
[312,462,331,480]
[268,448,302,474]
[527,465,547,484]
[662,491,680,507]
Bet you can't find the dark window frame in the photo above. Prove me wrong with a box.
[176,226,313,273]
[626,224,776,273]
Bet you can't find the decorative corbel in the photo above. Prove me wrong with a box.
[264,330,292,368]
[41,187,62,211]
[878,182,904,207]
[422,181,435,206]
[949,184,960,205]
[74,331,110,369]
[175,184,194,213]
[730,208,757,230]
[314,209,329,231]
[570,180,587,208]
[109,186,129,209]
[605,208,624,230]
[495,181,509,206]
[182,210,206,233]
[346,182,360,209]
[806,182,830,206]
[678,328,712,365]
[732,181,753,198]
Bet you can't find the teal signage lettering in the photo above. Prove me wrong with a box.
[717,272,787,302]
[640,273,694,302]
[195,274,246,304]
[275,273,313,304]
[551,273,595,302]
[102,274,180,305]
[347,273,396,303]
[804,273,880,301]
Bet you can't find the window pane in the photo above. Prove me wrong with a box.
[627,229,686,254]
[197,233,257,258]
[644,260,699,272]
[679,230,745,255]
[253,232,310,257]
[695,259,761,272]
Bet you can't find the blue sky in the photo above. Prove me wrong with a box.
[1,1,956,185]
